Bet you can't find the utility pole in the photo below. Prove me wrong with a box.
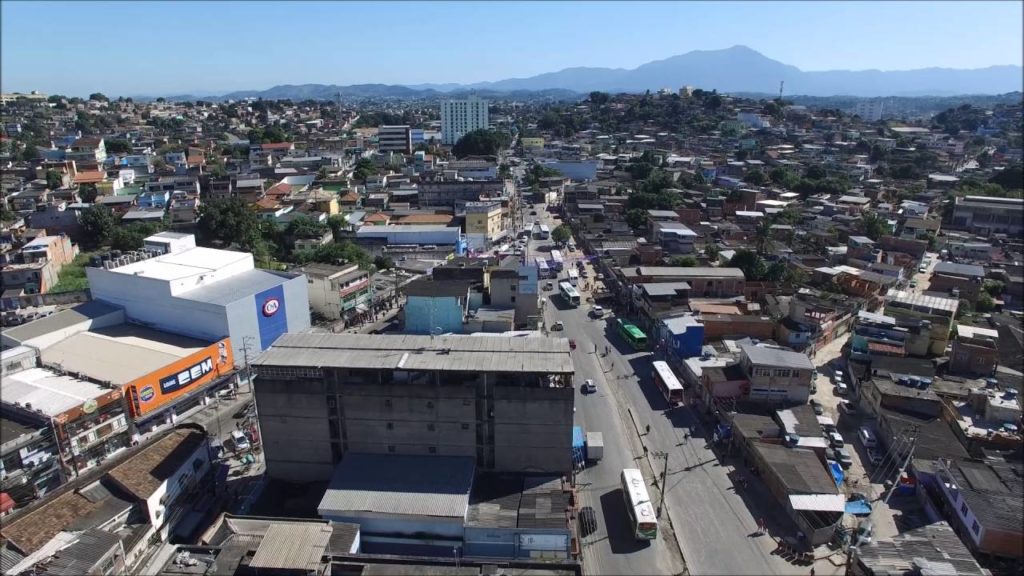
[884,426,918,506]
[654,451,669,518]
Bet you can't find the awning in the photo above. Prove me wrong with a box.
[0,492,14,514]
[789,494,846,513]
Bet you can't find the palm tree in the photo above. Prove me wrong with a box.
[754,217,774,256]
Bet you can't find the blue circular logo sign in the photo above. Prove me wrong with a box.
[140,386,155,402]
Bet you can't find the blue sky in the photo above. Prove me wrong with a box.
[2,1,1021,96]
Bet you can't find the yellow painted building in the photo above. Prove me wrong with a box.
[465,201,503,240]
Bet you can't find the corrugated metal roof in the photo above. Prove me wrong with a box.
[249,523,332,571]
[318,454,475,519]
[181,269,299,305]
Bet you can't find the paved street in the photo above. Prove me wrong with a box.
[527,203,845,575]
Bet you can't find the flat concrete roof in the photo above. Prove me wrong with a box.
[319,454,475,520]
[1,301,122,345]
[40,324,211,386]
[106,247,251,282]
[255,333,574,375]
[1,367,110,417]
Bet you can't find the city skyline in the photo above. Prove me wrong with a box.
[2,1,1022,96]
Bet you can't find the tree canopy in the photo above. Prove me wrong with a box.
[196,198,260,249]
[452,129,511,158]
[551,224,572,244]
[79,205,116,247]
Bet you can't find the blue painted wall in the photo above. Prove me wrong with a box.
[405,296,464,334]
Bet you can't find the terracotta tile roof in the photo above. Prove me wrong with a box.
[340,191,360,202]
[255,198,281,210]
[0,489,108,554]
[261,142,294,150]
[868,342,905,355]
[107,429,206,500]
[265,182,292,197]
[397,214,453,225]
[73,171,105,184]
[364,213,390,223]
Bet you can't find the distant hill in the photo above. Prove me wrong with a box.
[149,46,1021,101]
[423,45,1023,97]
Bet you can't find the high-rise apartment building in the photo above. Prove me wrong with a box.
[441,96,489,145]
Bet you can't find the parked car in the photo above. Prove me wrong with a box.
[838,401,858,416]
[530,210,537,216]
[231,430,250,452]
[582,379,597,394]
[809,399,824,416]
[866,447,884,466]
[828,431,845,448]
[551,321,564,331]
[590,305,605,318]
[544,281,554,291]
[858,426,878,448]
[831,447,853,469]
[835,381,849,395]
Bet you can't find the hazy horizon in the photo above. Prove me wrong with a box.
[2,1,1022,97]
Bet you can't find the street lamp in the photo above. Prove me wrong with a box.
[652,451,669,518]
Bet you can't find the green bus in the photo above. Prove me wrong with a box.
[617,319,648,350]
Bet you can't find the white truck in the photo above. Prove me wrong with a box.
[585,432,604,462]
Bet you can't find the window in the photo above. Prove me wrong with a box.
[426,401,434,409]
[384,399,392,408]
[971,520,980,535]
[462,423,470,430]
[463,399,472,406]
[386,422,393,430]
[387,445,395,453]
[960,502,969,516]
[511,296,516,303]
[775,369,791,378]
[427,423,435,431]
[428,446,437,454]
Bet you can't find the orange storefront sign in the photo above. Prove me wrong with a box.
[124,338,234,418]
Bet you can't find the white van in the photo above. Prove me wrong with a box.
[858,427,878,448]
[231,430,250,451]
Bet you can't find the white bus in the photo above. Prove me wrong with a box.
[537,224,551,239]
[652,360,684,406]
[536,257,550,278]
[550,249,564,271]
[567,268,579,286]
[558,281,580,307]
[621,468,658,540]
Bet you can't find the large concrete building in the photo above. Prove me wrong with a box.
[441,96,489,145]
[377,125,413,154]
[85,234,310,361]
[950,195,1023,236]
[252,333,575,483]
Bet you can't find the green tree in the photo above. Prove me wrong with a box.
[45,169,63,190]
[983,280,1005,297]
[105,139,133,155]
[452,129,511,158]
[669,256,697,267]
[196,198,260,249]
[704,243,720,262]
[588,91,610,106]
[373,255,395,270]
[551,224,572,244]
[79,183,99,203]
[352,158,378,181]
[285,215,329,239]
[88,92,108,102]
[111,222,163,251]
[744,168,767,186]
[728,249,767,281]
[19,144,39,162]
[753,218,774,255]
[79,205,116,247]
[859,212,888,241]
[989,164,1023,191]
[975,292,996,313]
[625,208,647,230]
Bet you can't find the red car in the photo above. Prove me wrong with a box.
[569,339,577,350]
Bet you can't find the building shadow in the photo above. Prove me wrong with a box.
[599,489,651,554]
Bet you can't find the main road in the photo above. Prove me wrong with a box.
[527,202,805,575]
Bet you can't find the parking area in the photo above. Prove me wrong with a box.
[809,336,900,542]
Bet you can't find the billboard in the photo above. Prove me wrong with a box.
[255,284,288,350]
[126,338,234,418]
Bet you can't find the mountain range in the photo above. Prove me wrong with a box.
[159,46,1022,101]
